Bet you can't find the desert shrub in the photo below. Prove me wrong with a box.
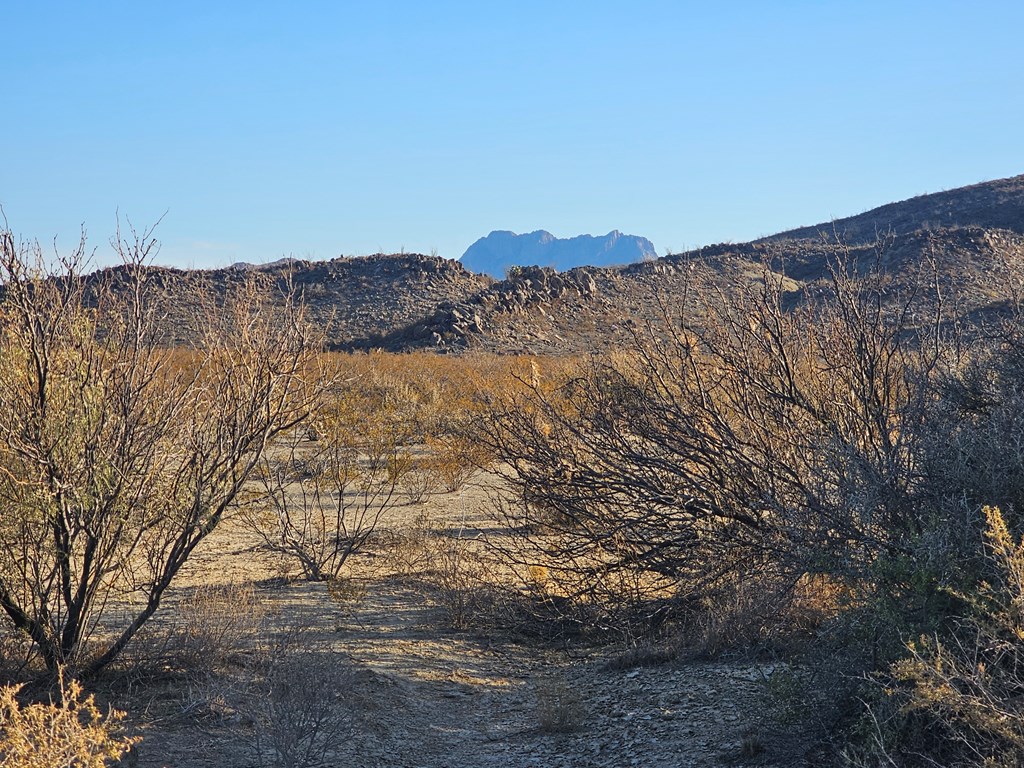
[239,636,359,768]
[477,244,1024,757]
[400,456,441,505]
[240,380,415,581]
[0,676,139,767]
[128,583,265,678]
[421,434,489,493]
[324,576,368,617]
[482,249,945,641]
[374,511,436,580]
[847,506,1024,767]
[603,641,679,671]
[534,673,585,733]
[426,535,501,630]
[0,224,320,675]
[688,574,799,658]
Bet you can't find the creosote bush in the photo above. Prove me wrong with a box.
[483,249,944,642]
[475,243,1024,760]
[0,223,320,676]
[241,384,412,582]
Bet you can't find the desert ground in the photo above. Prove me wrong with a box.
[113,472,790,768]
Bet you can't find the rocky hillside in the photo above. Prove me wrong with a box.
[91,252,493,347]
[279,253,492,344]
[80,172,1024,355]
[763,173,1024,244]
[381,173,1024,353]
[376,226,1024,354]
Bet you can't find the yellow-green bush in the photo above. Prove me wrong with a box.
[852,506,1024,767]
[0,678,138,768]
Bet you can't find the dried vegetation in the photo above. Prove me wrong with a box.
[3,221,1024,766]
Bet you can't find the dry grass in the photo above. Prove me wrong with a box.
[0,676,139,768]
[128,583,265,678]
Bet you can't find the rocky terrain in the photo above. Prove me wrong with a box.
[379,224,1024,354]
[763,173,1024,244]
[91,252,493,348]
[91,173,1024,355]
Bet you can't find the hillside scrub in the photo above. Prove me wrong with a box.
[478,244,1024,761]
[240,377,417,582]
[0,224,321,676]
[482,250,944,630]
[236,350,572,581]
[5,218,1024,764]
[845,506,1024,767]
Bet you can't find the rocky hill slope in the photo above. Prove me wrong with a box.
[91,252,493,347]
[763,173,1024,244]
[82,172,1024,355]
[378,225,1024,354]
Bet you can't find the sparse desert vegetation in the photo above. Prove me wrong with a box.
[3,201,1024,768]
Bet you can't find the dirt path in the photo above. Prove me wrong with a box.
[127,482,794,767]
[290,579,782,768]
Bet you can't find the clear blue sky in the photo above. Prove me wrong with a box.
[3,1,1022,268]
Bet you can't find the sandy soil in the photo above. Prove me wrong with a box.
[106,476,795,768]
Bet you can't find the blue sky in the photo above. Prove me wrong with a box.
[3,1,1022,268]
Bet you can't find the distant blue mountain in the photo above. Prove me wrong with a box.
[460,230,657,277]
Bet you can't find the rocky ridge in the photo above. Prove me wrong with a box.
[91,252,493,348]
[83,172,1024,355]
[368,224,1024,355]
[764,173,1024,244]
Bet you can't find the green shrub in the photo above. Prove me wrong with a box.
[847,506,1024,767]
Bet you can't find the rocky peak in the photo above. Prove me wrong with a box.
[461,229,657,277]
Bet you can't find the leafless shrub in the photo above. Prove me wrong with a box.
[685,571,833,658]
[426,535,500,630]
[0,222,321,676]
[324,577,368,618]
[128,583,264,678]
[239,636,360,768]
[374,511,437,580]
[399,456,441,505]
[240,381,415,582]
[602,641,679,671]
[480,245,946,638]
[535,673,585,733]
[422,434,490,493]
